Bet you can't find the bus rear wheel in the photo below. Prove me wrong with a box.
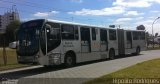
[136,47,140,55]
[64,53,75,67]
[109,49,115,60]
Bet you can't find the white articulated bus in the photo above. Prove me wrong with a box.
[16,19,146,67]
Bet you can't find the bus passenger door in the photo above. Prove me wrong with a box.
[100,29,108,51]
[117,29,125,55]
[80,27,91,53]
[100,29,108,59]
[91,28,99,52]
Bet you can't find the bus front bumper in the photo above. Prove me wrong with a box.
[17,55,39,64]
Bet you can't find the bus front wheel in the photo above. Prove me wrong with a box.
[64,53,75,67]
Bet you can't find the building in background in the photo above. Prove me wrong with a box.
[0,8,20,33]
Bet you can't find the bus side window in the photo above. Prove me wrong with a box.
[80,27,90,42]
[138,32,141,40]
[92,28,96,40]
[109,29,116,40]
[45,22,60,40]
[126,31,132,41]
[61,24,74,40]
[100,29,107,42]
[133,31,138,40]
[141,32,145,40]
[52,23,60,39]
[74,26,79,40]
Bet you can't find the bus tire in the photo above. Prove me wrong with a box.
[136,47,140,55]
[64,52,76,67]
[109,49,115,60]
[43,65,52,68]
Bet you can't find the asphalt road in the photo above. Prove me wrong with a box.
[0,50,160,84]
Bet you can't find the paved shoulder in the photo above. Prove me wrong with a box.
[18,50,160,84]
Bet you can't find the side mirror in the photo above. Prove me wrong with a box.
[45,24,51,33]
[9,41,18,49]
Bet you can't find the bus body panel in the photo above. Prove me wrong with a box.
[108,40,118,55]
[124,30,146,54]
[38,44,62,65]
[62,40,82,62]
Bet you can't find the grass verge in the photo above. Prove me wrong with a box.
[0,48,30,71]
[147,47,160,50]
[85,58,160,84]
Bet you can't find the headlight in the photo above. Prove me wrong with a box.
[53,54,60,58]
[49,53,61,65]
[35,55,39,58]
[17,56,21,58]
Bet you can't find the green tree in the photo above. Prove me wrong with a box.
[6,20,20,45]
[136,25,145,30]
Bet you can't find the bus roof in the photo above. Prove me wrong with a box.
[47,19,145,31]
[25,19,145,32]
[47,19,108,28]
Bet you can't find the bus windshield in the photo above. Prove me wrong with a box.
[17,20,44,56]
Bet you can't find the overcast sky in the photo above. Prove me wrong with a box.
[0,0,160,35]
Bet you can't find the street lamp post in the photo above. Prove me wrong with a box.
[152,17,160,48]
